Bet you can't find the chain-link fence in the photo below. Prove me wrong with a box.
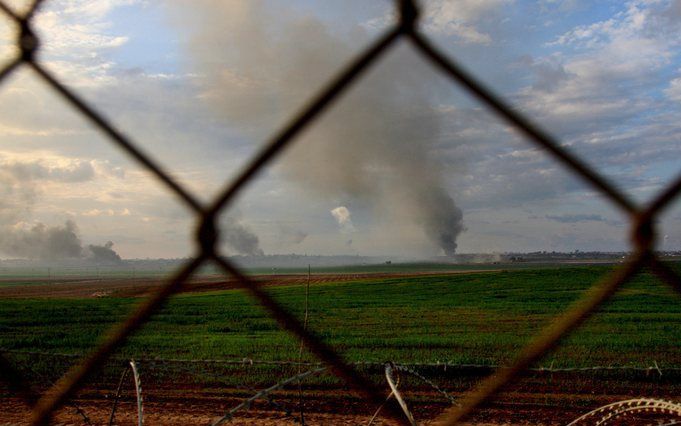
[0,0,680,425]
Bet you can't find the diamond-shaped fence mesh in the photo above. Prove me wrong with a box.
[0,1,680,425]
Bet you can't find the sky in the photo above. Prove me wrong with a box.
[0,0,680,259]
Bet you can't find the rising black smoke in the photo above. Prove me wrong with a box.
[174,1,464,255]
[0,163,122,263]
[222,215,264,256]
[86,240,122,263]
[0,220,122,263]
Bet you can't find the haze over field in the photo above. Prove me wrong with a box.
[0,0,680,259]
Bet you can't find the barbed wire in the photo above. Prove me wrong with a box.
[210,366,329,426]
[567,398,681,426]
[107,366,130,426]
[391,365,457,405]
[129,360,144,426]
[385,363,417,426]
[4,347,680,424]
[0,0,679,424]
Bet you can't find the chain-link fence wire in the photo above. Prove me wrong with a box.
[0,0,680,424]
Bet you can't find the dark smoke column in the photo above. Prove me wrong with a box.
[418,188,464,256]
[174,1,465,256]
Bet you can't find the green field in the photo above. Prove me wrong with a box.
[1,263,680,371]
[0,259,615,280]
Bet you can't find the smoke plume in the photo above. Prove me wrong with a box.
[223,216,264,256]
[0,163,122,263]
[277,224,307,245]
[0,220,83,260]
[0,220,122,263]
[86,241,122,263]
[176,1,464,255]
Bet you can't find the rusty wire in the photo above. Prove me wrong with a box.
[0,0,679,425]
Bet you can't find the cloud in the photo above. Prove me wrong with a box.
[363,0,512,44]
[545,214,606,223]
[522,1,681,133]
[34,1,135,55]
[0,0,140,88]
[1,159,95,182]
[503,0,681,206]
[424,0,513,44]
[666,73,681,101]
[81,208,131,217]
[0,166,36,226]
[1,0,679,256]
[0,154,102,227]
[0,151,130,261]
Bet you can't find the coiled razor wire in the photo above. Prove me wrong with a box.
[567,398,681,426]
[214,363,430,426]
[210,366,329,426]
[129,360,144,426]
[391,364,457,405]
[6,347,681,425]
[385,363,417,426]
[0,0,680,425]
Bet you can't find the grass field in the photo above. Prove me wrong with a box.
[1,263,680,370]
[0,263,681,424]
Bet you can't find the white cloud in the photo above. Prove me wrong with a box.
[81,207,130,217]
[21,0,139,87]
[519,0,681,135]
[362,0,511,44]
[0,153,106,182]
[0,122,84,137]
[1,0,680,256]
[666,74,681,101]
[82,208,115,216]
[424,0,512,44]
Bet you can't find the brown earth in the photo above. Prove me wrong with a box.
[0,391,604,426]
[2,381,677,426]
